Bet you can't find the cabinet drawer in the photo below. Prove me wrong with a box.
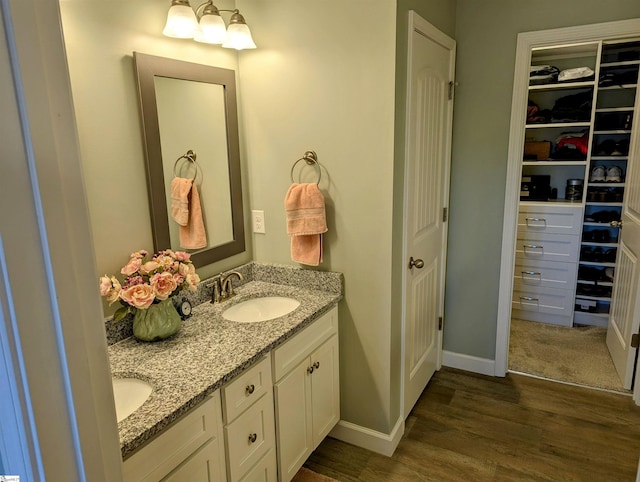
[162,437,225,482]
[518,204,583,236]
[273,306,338,382]
[225,392,275,482]
[238,448,277,482]
[516,231,579,263]
[223,355,272,424]
[123,393,223,482]
[512,285,574,316]
[513,258,578,290]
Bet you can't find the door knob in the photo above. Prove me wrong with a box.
[610,220,623,228]
[409,257,424,269]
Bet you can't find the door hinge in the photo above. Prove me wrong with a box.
[443,207,448,223]
[632,333,639,348]
[438,316,443,331]
[448,81,457,100]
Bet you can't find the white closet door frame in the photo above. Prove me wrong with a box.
[495,18,640,392]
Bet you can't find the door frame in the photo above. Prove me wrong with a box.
[495,18,640,401]
[401,11,455,418]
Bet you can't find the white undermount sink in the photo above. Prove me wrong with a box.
[222,296,301,323]
[112,377,153,423]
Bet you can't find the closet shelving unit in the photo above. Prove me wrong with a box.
[513,39,640,328]
[575,40,639,326]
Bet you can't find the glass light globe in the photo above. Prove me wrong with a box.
[194,14,227,44]
[163,4,198,39]
[222,23,257,50]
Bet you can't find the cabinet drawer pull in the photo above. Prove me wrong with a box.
[521,271,541,277]
[245,384,255,396]
[519,296,539,302]
[307,366,314,374]
[523,244,542,251]
[248,433,257,444]
[525,217,546,226]
[313,361,320,370]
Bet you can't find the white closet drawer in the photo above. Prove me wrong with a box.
[225,392,275,481]
[223,355,272,424]
[513,258,578,290]
[512,285,574,316]
[516,231,579,263]
[518,203,583,236]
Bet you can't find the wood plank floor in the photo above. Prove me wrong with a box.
[304,367,640,481]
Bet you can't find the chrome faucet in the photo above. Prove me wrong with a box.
[211,271,244,304]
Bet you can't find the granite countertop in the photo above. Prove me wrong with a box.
[109,277,341,458]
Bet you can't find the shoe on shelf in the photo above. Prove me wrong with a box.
[605,267,615,282]
[596,139,616,155]
[590,165,607,182]
[606,166,623,182]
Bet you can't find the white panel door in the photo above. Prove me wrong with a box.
[607,119,640,389]
[403,12,455,417]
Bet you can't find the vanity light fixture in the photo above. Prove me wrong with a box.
[163,0,257,50]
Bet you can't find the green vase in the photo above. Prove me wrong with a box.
[132,298,181,342]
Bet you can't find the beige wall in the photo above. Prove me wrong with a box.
[60,0,251,315]
[236,0,398,433]
[445,0,640,360]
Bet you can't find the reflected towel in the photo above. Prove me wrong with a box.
[284,183,327,266]
[170,177,193,226]
[179,181,207,250]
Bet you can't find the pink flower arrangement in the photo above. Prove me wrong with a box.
[99,249,200,321]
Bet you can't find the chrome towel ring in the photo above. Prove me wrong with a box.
[173,149,200,181]
[290,150,322,185]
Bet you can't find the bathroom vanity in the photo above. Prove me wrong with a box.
[108,264,342,482]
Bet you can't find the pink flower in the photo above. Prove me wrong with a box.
[140,261,160,274]
[106,277,121,304]
[155,255,175,270]
[185,273,200,291]
[150,272,178,300]
[130,250,148,259]
[120,284,155,309]
[125,275,145,287]
[174,251,190,261]
[99,276,112,296]
[121,257,142,276]
[179,262,196,277]
[173,273,185,286]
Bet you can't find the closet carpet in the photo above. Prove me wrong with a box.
[509,318,626,392]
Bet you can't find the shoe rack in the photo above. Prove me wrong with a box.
[576,40,640,326]
[513,39,640,328]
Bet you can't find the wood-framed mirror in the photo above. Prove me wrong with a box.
[133,52,245,267]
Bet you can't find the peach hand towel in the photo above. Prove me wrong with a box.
[285,183,327,266]
[170,177,193,226]
[179,182,207,250]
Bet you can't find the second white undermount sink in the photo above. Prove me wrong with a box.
[222,297,300,323]
[112,377,153,423]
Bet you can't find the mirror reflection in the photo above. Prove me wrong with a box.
[133,52,245,267]
[155,77,233,250]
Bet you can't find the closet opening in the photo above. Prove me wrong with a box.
[495,20,640,400]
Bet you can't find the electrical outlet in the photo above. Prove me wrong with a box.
[252,210,266,234]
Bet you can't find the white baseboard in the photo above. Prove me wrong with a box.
[442,350,496,376]
[328,416,404,457]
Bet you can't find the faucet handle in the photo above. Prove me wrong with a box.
[211,276,222,304]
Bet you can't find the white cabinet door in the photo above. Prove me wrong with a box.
[274,359,313,482]
[310,335,340,445]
